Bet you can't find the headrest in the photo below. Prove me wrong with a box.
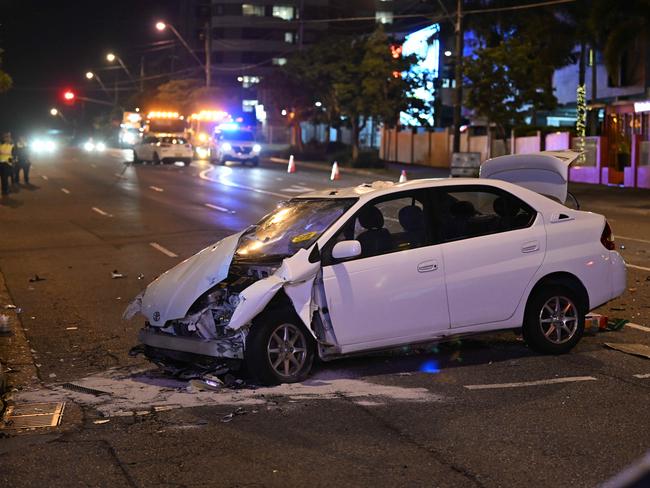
[398,205,424,232]
[358,206,384,229]
[450,201,475,218]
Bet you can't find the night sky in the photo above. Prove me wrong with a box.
[0,0,181,135]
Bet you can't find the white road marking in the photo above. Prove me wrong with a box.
[41,175,48,180]
[149,242,178,258]
[114,173,127,179]
[627,263,650,272]
[281,185,316,193]
[199,168,290,198]
[633,373,650,379]
[618,235,650,245]
[91,164,97,168]
[626,322,650,333]
[204,203,235,214]
[275,177,284,181]
[61,188,70,194]
[464,376,597,390]
[91,207,112,217]
[149,186,164,192]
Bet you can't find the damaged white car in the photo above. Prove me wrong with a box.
[125,151,626,385]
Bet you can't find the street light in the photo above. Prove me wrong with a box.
[106,52,135,82]
[49,107,67,123]
[85,71,111,99]
[155,20,209,86]
[50,108,58,116]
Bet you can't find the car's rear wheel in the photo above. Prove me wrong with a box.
[523,285,584,354]
[250,157,259,167]
[132,150,141,164]
[245,309,315,385]
[153,152,160,164]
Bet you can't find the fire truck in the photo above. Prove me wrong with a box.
[187,110,231,159]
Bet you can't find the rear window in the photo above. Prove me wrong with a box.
[160,137,187,144]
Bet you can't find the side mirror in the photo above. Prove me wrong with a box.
[332,240,362,260]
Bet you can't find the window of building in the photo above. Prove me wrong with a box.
[284,32,295,44]
[243,4,265,16]
[273,5,294,20]
[242,99,258,113]
[272,57,288,66]
[375,11,393,24]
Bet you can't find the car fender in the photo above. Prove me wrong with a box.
[226,248,321,335]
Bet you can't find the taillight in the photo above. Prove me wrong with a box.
[601,220,615,250]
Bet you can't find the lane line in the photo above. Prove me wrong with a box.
[627,263,650,272]
[91,164,97,168]
[626,322,650,333]
[114,173,127,179]
[464,376,597,390]
[618,235,650,245]
[91,207,112,217]
[149,242,178,258]
[41,175,48,180]
[204,203,235,214]
[61,188,70,194]
[149,186,164,192]
[199,168,290,199]
[633,373,650,379]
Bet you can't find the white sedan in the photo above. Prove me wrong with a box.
[125,151,626,385]
[133,135,193,166]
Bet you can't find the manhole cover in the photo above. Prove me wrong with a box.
[1,402,65,431]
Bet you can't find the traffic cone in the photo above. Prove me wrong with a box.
[330,161,340,181]
[287,154,296,173]
[399,170,408,183]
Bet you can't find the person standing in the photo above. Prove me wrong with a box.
[0,132,14,196]
[13,135,31,185]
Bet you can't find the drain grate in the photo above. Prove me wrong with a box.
[1,402,65,430]
[61,383,111,397]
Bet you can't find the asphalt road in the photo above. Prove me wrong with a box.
[0,148,649,488]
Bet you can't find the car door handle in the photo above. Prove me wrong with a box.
[417,260,438,273]
[521,240,539,253]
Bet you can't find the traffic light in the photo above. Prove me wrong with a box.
[63,90,75,104]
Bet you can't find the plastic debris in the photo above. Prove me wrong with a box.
[93,419,110,424]
[605,342,650,360]
[188,378,222,392]
[29,274,46,282]
[607,318,629,331]
[220,407,247,423]
[111,270,126,279]
[137,273,145,280]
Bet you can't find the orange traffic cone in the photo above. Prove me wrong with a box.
[330,161,340,181]
[399,170,408,183]
[287,154,296,173]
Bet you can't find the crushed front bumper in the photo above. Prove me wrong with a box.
[138,326,245,360]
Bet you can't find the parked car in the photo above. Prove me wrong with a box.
[210,128,261,166]
[133,135,193,166]
[125,151,626,385]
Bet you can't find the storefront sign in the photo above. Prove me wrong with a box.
[634,101,650,113]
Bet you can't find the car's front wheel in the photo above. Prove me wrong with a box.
[523,285,585,354]
[153,152,160,164]
[245,310,315,385]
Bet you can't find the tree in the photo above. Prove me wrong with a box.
[145,78,237,114]
[0,48,12,93]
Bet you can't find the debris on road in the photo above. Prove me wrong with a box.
[111,270,126,279]
[221,406,247,423]
[65,326,78,331]
[607,318,629,331]
[188,377,223,392]
[28,275,46,283]
[0,314,12,335]
[93,419,110,424]
[605,343,650,360]
[137,273,145,280]
[4,304,16,309]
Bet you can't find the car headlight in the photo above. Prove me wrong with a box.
[252,144,261,153]
[198,132,208,142]
[196,147,209,159]
[221,142,232,151]
[123,132,136,144]
[96,142,106,151]
[84,141,94,152]
[32,139,45,152]
[46,140,56,152]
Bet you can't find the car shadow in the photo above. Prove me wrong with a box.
[0,196,24,208]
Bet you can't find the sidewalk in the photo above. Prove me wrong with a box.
[0,270,39,401]
[268,156,450,179]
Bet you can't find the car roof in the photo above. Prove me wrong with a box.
[295,178,565,212]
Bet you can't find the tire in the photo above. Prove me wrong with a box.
[182,158,191,167]
[250,157,259,167]
[153,152,160,165]
[220,158,227,166]
[245,309,315,385]
[522,285,585,354]
[132,150,141,164]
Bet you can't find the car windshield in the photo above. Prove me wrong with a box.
[160,137,187,144]
[235,198,356,260]
[221,130,254,142]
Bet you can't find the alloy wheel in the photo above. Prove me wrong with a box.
[266,323,307,379]
[538,296,578,344]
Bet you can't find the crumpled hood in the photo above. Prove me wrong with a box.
[140,232,242,326]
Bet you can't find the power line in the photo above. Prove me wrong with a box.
[464,0,576,15]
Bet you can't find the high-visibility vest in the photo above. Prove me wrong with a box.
[0,143,13,164]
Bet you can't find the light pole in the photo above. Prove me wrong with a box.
[49,107,68,123]
[106,53,136,83]
[156,21,209,86]
[85,71,111,99]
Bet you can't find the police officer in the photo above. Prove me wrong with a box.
[13,136,31,185]
[0,132,14,196]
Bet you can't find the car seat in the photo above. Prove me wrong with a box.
[447,200,476,239]
[398,205,425,248]
[356,206,393,257]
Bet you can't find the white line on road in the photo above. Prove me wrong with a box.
[626,322,650,333]
[91,164,97,168]
[464,376,598,390]
[204,203,235,214]
[114,173,127,179]
[61,188,70,194]
[91,207,112,217]
[41,175,48,180]
[149,186,164,192]
[149,242,178,258]
[627,263,650,272]
[618,235,650,245]
[199,168,290,199]
[633,373,650,379]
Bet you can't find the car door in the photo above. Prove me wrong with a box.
[320,190,450,350]
[434,184,546,328]
[142,136,156,160]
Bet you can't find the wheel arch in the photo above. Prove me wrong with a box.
[525,272,590,315]
[251,288,319,341]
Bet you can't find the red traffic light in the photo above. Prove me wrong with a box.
[63,90,75,102]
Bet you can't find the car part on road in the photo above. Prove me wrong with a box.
[605,342,650,360]
[111,270,125,279]
[61,383,111,397]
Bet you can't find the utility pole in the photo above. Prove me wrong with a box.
[298,0,305,50]
[139,56,145,92]
[452,0,464,153]
[205,19,212,87]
